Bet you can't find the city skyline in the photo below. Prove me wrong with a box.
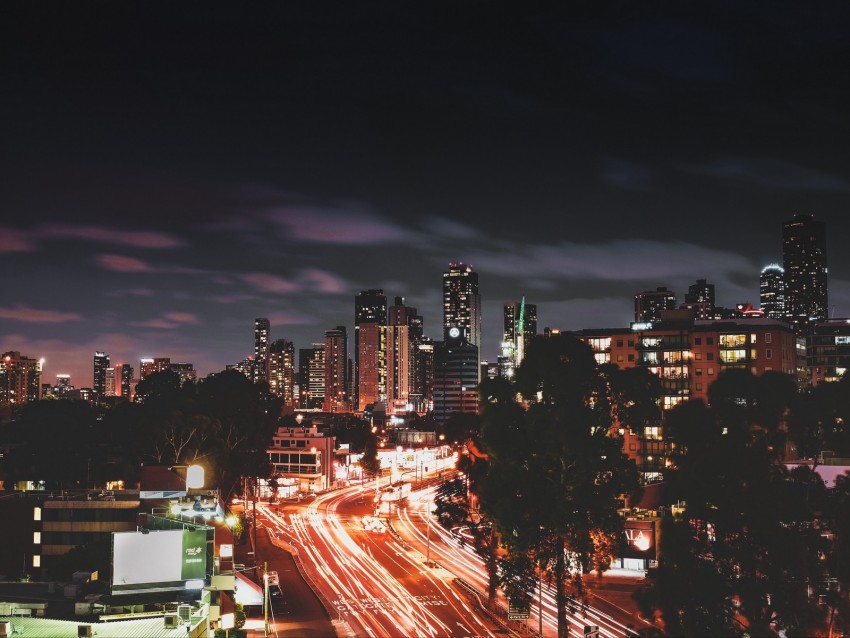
[4,3,850,386]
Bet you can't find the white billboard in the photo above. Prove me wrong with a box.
[111,529,207,595]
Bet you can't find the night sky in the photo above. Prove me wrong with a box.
[3,2,850,386]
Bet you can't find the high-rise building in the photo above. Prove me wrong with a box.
[139,357,170,379]
[254,318,271,384]
[442,262,481,354]
[323,326,348,412]
[104,367,116,397]
[500,297,537,378]
[432,329,479,425]
[268,339,295,406]
[634,287,677,323]
[681,279,715,319]
[93,351,110,397]
[0,351,42,405]
[169,362,196,386]
[783,214,828,334]
[301,344,326,409]
[118,364,133,399]
[760,264,786,321]
[386,297,423,414]
[355,289,387,412]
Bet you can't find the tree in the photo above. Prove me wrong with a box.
[638,372,828,637]
[478,334,646,638]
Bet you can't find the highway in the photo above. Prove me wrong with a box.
[254,476,658,638]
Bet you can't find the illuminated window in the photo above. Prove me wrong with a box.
[695,352,702,360]
[33,532,41,544]
[751,334,757,344]
[696,383,703,392]
[32,555,40,568]
[33,507,41,521]
[707,367,714,375]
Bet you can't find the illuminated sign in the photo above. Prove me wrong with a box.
[623,520,656,559]
[631,322,653,331]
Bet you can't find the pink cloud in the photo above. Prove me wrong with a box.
[44,224,183,248]
[241,272,298,293]
[94,254,153,272]
[162,312,198,324]
[267,207,411,244]
[0,227,35,252]
[300,268,346,293]
[0,304,83,323]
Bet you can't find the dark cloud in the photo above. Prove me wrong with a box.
[2,2,850,385]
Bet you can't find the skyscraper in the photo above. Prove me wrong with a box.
[0,351,42,405]
[355,289,387,412]
[760,264,786,321]
[268,339,295,406]
[442,262,481,352]
[254,318,270,384]
[93,351,110,397]
[323,326,348,412]
[118,363,134,399]
[299,344,325,409]
[500,297,537,377]
[432,329,479,424]
[634,287,677,323]
[386,297,419,414]
[682,279,715,319]
[783,213,828,334]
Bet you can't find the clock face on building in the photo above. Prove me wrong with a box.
[448,327,460,338]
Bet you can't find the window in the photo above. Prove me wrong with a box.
[751,333,757,344]
[695,352,702,360]
[628,339,634,347]
[617,354,624,362]
[696,383,703,392]
[616,339,624,347]
[33,531,41,544]
[32,555,40,568]
[694,337,702,345]
[766,349,773,360]
[628,354,635,362]
[766,333,772,344]
[707,352,714,360]
[33,507,41,521]
[707,367,715,375]
[707,337,714,345]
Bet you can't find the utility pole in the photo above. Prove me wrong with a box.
[263,561,269,637]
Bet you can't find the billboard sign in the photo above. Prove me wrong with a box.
[623,520,656,559]
[111,529,208,595]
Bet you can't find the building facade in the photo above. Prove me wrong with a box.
[299,344,325,409]
[93,351,110,397]
[443,262,481,356]
[0,351,42,405]
[432,329,479,424]
[760,264,787,321]
[355,289,387,412]
[253,318,270,385]
[323,327,348,412]
[634,287,677,322]
[783,213,828,334]
[266,421,336,494]
[268,339,295,407]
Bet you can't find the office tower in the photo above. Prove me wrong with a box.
[0,351,42,404]
[93,351,110,397]
[386,297,423,414]
[54,374,72,398]
[105,367,116,397]
[169,362,197,386]
[118,364,134,399]
[323,326,348,412]
[500,297,537,377]
[268,339,295,406]
[432,330,479,424]
[254,318,270,384]
[760,264,786,321]
[416,339,435,413]
[783,214,828,334]
[139,357,170,379]
[443,262,481,352]
[682,279,715,319]
[355,289,387,412]
[634,287,677,323]
[298,344,325,409]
